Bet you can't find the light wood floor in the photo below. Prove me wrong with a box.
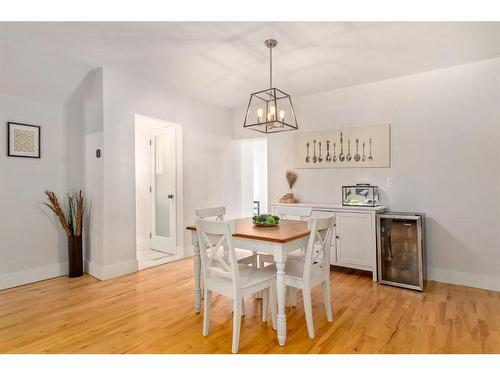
[1,258,499,354]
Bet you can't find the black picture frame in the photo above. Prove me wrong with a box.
[7,122,41,158]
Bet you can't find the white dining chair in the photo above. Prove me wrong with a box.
[195,206,259,312]
[195,206,258,267]
[259,206,313,306]
[195,206,226,221]
[274,205,313,221]
[196,218,277,353]
[265,216,334,339]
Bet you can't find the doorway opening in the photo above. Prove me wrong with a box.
[240,138,268,216]
[135,114,181,270]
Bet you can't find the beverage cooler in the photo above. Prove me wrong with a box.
[376,212,426,291]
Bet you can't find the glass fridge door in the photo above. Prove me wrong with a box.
[379,216,423,290]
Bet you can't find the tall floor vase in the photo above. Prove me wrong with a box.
[68,235,83,278]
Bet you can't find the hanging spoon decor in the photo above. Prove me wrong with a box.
[354,138,361,162]
[326,140,332,162]
[332,141,337,162]
[305,142,310,163]
[338,133,345,162]
[362,141,366,161]
[346,139,352,161]
[318,141,323,162]
[313,140,317,163]
[368,138,373,160]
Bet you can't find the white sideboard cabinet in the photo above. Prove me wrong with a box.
[271,202,386,281]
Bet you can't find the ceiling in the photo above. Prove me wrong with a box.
[1,22,500,108]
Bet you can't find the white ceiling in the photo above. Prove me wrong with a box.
[1,22,500,108]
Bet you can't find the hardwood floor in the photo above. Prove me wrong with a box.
[1,258,499,354]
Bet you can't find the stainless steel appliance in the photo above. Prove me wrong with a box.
[376,212,426,291]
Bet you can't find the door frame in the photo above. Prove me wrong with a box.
[134,114,184,264]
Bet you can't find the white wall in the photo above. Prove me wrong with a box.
[0,94,68,289]
[233,57,500,291]
[134,116,152,251]
[64,69,104,274]
[0,48,101,289]
[102,68,240,272]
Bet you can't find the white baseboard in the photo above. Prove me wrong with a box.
[84,259,104,279]
[85,259,138,280]
[0,262,68,290]
[427,267,500,292]
[0,258,138,290]
[103,259,138,280]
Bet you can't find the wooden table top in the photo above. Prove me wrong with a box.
[186,217,310,244]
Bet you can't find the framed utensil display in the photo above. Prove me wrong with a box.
[295,124,390,168]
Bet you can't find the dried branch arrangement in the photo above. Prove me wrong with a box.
[286,170,298,190]
[44,190,84,237]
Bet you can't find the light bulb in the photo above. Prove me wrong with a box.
[257,108,263,123]
[268,106,276,122]
[279,110,285,122]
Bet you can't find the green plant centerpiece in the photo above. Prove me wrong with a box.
[252,214,280,227]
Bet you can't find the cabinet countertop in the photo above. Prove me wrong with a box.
[271,202,387,212]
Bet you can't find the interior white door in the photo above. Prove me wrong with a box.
[150,126,176,254]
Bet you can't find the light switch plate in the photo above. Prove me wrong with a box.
[386,178,394,188]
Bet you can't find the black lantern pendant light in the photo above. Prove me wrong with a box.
[243,39,298,133]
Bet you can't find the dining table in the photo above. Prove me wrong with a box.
[186,217,311,346]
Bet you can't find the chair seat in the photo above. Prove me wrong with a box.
[208,264,276,290]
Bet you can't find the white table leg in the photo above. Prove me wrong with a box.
[192,234,202,314]
[275,260,287,346]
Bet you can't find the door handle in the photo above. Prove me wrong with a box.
[168,194,175,199]
[336,235,340,239]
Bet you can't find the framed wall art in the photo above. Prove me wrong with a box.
[7,122,41,158]
[295,124,390,169]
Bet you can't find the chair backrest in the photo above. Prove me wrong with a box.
[274,205,312,221]
[195,218,240,289]
[303,216,335,281]
[195,206,226,221]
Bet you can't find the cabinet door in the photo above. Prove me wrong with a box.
[336,212,373,268]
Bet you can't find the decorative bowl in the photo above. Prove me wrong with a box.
[253,222,279,227]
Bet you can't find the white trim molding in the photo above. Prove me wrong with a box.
[0,262,68,290]
[427,267,500,292]
[85,259,138,280]
[84,260,104,280]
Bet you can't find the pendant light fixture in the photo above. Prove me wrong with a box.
[243,39,298,133]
